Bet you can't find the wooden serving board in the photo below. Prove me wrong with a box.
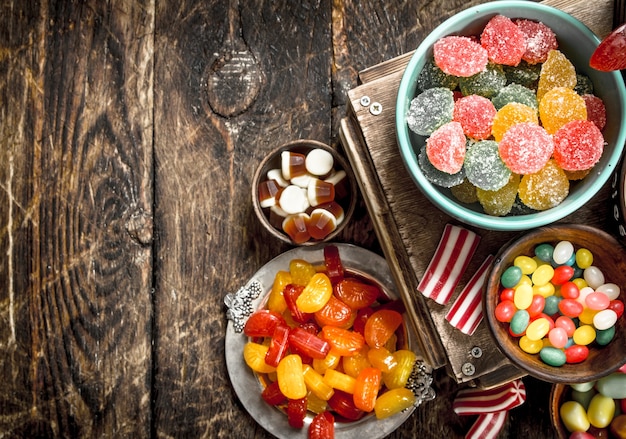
[339,0,617,388]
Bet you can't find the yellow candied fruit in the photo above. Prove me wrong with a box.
[518,159,569,210]
[491,103,538,141]
[267,270,291,313]
[289,259,317,286]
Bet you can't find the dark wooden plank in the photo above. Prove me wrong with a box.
[0,1,154,436]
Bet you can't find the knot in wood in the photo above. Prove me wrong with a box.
[206,50,263,117]
[125,210,153,246]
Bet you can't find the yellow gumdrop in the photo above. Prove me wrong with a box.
[573,325,596,346]
[476,174,520,216]
[537,49,577,101]
[514,255,538,275]
[576,248,594,269]
[539,87,587,134]
[451,179,478,203]
[491,102,538,141]
[519,335,543,354]
[532,264,555,287]
[519,160,569,211]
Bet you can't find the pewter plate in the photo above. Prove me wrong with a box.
[224,243,419,439]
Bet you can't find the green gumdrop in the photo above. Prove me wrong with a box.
[501,265,523,288]
[510,309,530,335]
[534,243,554,262]
[417,146,465,188]
[406,87,454,136]
[464,140,511,191]
[596,373,626,399]
[539,346,566,366]
[503,61,540,89]
[459,62,506,98]
[417,58,459,92]
[492,83,538,110]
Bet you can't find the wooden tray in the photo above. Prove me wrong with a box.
[339,0,617,389]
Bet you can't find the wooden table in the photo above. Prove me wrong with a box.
[0,0,619,437]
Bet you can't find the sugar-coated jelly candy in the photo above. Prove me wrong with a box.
[305,148,334,176]
[407,87,455,136]
[453,95,496,140]
[514,19,558,64]
[476,173,519,216]
[518,160,569,211]
[503,61,541,88]
[418,145,466,188]
[480,15,526,66]
[498,122,553,174]
[307,178,335,207]
[426,121,466,174]
[450,179,478,203]
[417,58,459,91]
[259,179,282,208]
[560,400,591,432]
[278,185,310,214]
[283,213,311,244]
[540,346,566,366]
[491,83,538,110]
[587,394,616,428]
[464,140,511,190]
[458,62,507,98]
[575,74,594,95]
[491,102,538,142]
[281,151,307,180]
[583,94,607,131]
[564,344,589,364]
[537,50,577,101]
[553,241,574,265]
[433,36,488,77]
[307,209,337,240]
[539,87,587,135]
[553,120,604,172]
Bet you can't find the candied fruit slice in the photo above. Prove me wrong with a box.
[450,179,478,204]
[492,83,538,110]
[514,19,558,64]
[417,58,459,91]
[582,94,607,131]
[539,87,587,135]
[553,120,604,172]
[425,121,466,174]
[498,122,553,174]
[476,173,520,216]
[480,15,526,66]
[418,146,465,188]
[458,62,507,98]
[453,94,496,140]
[590,23,626,71]
[464,140,511,191]
[433,36,488,77]
[537,49,576,101]
[491,102,538,142]
[406,87,455,136]
[518,159,569,211]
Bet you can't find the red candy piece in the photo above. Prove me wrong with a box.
[590,23,626,71]
[564,344,589,364]
[582,94,607,131]
[426,121,467,174]
[480,15,526,66]
[498,122,554,174]
[453,94,497,140]
[553,120,605,171]
[514,19,558,64]
[433,36,489,77]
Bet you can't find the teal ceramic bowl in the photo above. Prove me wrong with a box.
[396,1,626,231]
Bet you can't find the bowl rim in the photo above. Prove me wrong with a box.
[251,139,358,246]
[395,0,626,231]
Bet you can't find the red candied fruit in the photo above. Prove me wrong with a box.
[426,121,466,174]
[433,36,489,77]
[498,122,554,174]
[453,94,497,140]
[553,120,605,171]
[480,15,527,66]
[514,19,558,64]
[582,94,607,131]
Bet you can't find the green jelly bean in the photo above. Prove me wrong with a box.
[560,400,590,432]
[543,295,561,316]
[539,346,566,366]
[571,381,596,393]
[595,326,616,346]
[587,393,615,428]
[596,373,626,399]
[501,265,523,289]
[535,243,554,263]
[510,309,530,335]
[571,388,596,410]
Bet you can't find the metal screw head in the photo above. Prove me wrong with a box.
[470,347,483,358]
[360,96,371,107]
[461,362,476,376]
[370,102,382,115]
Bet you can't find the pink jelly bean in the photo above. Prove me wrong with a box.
[426,121,466,174]
[553,120,605,172]
[498,123,553,174]
[433,36,489,77]
[555,316,576,337]
[480,15,526,66]
[585,291,610,311]
[548,327,568,349]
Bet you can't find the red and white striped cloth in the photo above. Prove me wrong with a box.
[445,255,494,336]
[418,224,480,305]
[454,379,526,439]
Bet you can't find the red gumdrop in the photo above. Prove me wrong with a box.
[500,288,515,302]
[609,299,625,318]
[498,123,554,174]
[514,19,558,64]
[426,121,466,174]
[565,344,589,364]
[553,120,605,172]
[453,94,497,140]
[558,299,584,318]
[555,316,576,337]
[527,295,546,319]
[559,281,580,300]
[480,15,527,66]
[551,266,574,286]
[433,36,489,77]
[495,300,517,323]
[582,94,607,131]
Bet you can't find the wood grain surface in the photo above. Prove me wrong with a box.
[0,0,618,438]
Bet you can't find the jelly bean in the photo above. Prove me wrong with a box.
[575,248,594,269]
[609,300,624,318]
[514,255,538,275]
[578,308,598,326]
[553,241,575,265]
[584,266,605,290]
[552,266,574,286]
[564,337,575,349]
[527,295,546,318]
[519,335,544,354]
[572,388,597,410]
[610,414,626,439]
[556,316,577,337]
[565,344,589,364]
[510,309,530,335]
[514,284,534,310]
[595,326,616,346]
[532,264,555,287]
[559,298,584,318]
[593,309,618,330]
[544,295,561,316]
[517,275,532,287]
[533,282,556,298]
[526,317,551,341]
[495,300,517,323]
[571,381,596,393]
[586,292,610,311]
[548,327,568,349]
[573,325,596,346]
[577,286,595,306]
[540,346,566,366]
[596,283,621,301]
[500,288,515,302]
[569,432,594,439]
[587,393,616,428]
[596,372,626,399]
[501,265,523,289]
[621,397,626,412]
[573,278,588,290]
[571,264,584,280]
[535,243,554,263]
[560,400,591,432]
[560,281,580,300]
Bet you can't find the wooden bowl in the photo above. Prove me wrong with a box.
[549,383,569,439]
[251,139,357,246]
[483,224,626,383]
